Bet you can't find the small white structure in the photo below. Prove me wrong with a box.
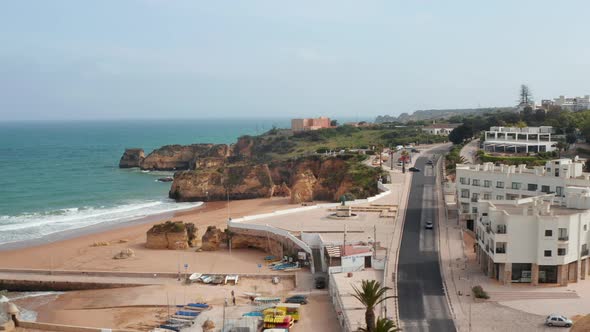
[483,126,556,153]
[421,123,459,136]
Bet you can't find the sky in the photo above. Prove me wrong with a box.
[1,0,590,121]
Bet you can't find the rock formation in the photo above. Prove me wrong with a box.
[201,226,227,251]
[119,148,145,168]
[140,144,230,171]
[272,182,291,197]
[169,164,274,202]
[145,221,197,250]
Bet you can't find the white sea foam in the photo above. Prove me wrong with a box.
[0,200,203,245]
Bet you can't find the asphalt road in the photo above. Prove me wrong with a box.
[397,148,456,332]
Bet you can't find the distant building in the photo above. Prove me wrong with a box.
[421,123,460,136]
[553,95,590,112]
[291,117,331,132]
[483,126,556,153]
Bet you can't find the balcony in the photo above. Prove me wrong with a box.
[495,247,506,254]
[496,225,507,234]
[471,198,479,203]
[582,249,589,257]
[485,225,492,234]
[558,236,569,242]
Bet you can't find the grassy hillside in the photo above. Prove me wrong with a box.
[244,125,447,161]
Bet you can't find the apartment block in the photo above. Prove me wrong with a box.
[456,158,586,229]
[291,117,331,132]
[476,192,590,286]
[483,126,556,153]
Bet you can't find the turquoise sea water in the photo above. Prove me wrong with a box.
[0,119,289,245]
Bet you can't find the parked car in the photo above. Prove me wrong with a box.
[545,314,572,327]
[426,160,433,165]
[285,295,308,304]
[409,167,420,172]
[411,148,419,153]
[425,221,433,229]
[315,276,326,289]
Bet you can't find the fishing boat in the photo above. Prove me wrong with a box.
[254,297,281,304]
[188,273,202,282]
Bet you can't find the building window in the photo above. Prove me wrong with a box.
[484,180,491,188]
[558,248,566,256]
[461,189,470,198]
[541,185,550,193]
[496,195,504,200]
[472,179,480,186]
[528,184,538,191]
[483,193,491,200]
[472,207,478,213]
[544,250,552,257]
[585,225,588,231]
[545,230,552,237]
[460,177,469,185]
[497,181,504,189]
[472,193,479,202]
[556,186,564,197]
[512,182,521,190]
[558,228,568,240]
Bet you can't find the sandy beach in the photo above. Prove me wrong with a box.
[0,197,292,272]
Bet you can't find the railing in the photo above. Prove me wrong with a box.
[558,236,569,241]
[582,249,589,256]
[471,198,479,202]
[495,248,506,254]
[497,226,507,234]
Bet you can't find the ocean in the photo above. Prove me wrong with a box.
[0,119,289,245]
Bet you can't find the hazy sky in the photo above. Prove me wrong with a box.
[2,1,590,121]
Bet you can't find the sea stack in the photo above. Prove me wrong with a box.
[119,148,145,168]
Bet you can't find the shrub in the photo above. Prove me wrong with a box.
[472,285,489,299]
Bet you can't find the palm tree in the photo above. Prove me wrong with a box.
[352,280,395,332]
[358,317,401,332]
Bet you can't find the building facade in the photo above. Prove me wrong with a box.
[456,158,587,229]
[421,123,459,136]
[291,117,331,132]
[483,126,556,153]
[476,193,590,286]
[553,95,590,112]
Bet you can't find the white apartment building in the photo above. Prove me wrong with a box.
[483,126,556,153]
[476,192,590,286]
[456,158,586,229]
[554,95,590,112]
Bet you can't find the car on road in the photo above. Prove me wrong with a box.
[409,167,420,172]
[545,314,572,327]
[285,295,308,304]
[411,148,419,153]
[426,160,433,165]
[425,221,433,229]
[315,276,326,289]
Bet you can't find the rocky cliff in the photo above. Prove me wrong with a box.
[145,221,197,250]
[139,144,230,170]
[169,164,274,202]
[119,148,145,168]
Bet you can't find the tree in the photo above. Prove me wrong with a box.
[519,84,533,106]
[556,139,569,158]
[352,280,395,332]
[448,125,473,145]
[358,317,401,332]
[566,133,577,145]
[331,119,338,127]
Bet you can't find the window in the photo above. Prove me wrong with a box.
[528,184,538,191]
[472,179,480,186]
[496,195,504,200]
[558,228,568,240]
[461,189,470,198]
[472,193,479,202]
[545,230,553,237]
[558,248,566,256]
[585,225,588,231]
[496,181,504,189]
[472,207,478,213]
[556,186,564,197]
[541,185,550,193]
[460,177,470,185]
[544,250,552,257]
[483,193,491,200]
[511,182,521,190]
[484,180,491,188]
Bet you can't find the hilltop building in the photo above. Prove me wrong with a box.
[554,95,590,112]
[291,117,331,132]
[483,126,556,153]
[421,123,459,136]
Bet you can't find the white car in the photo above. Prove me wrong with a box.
[545,314,572,327]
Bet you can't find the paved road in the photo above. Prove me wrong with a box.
[460,139,479,164]
[397,147,455,332]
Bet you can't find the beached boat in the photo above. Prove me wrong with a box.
[188,273,202,282]
[175,310,199,317]
[187,302,209,309]
[243,292,262,298]
[254,297,281,304]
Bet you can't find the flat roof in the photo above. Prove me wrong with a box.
[332,270,384,331]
